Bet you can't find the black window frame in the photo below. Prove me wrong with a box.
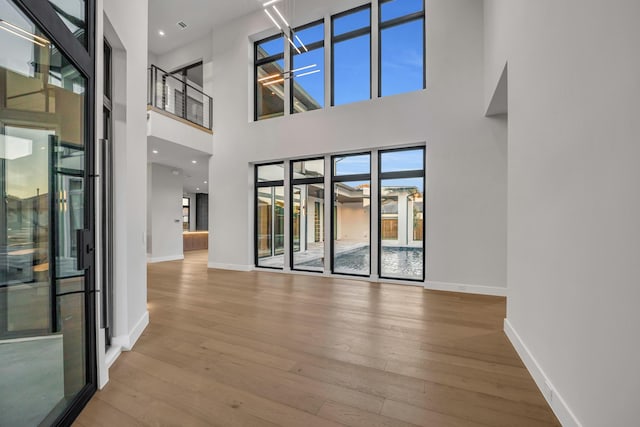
[378,0,426,98]
[289,19,325,114]
[330,152,372,277]
[7,0,97,425]
[290,156,325,273]
[254,33,285,121]
[255,161,285,269]
[377,146,426,282]
[170,60,203,121]
[331,3,372,107]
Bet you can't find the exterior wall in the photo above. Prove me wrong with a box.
[207,0,508,292]
[336,203,370,242]
[485,0,640,425]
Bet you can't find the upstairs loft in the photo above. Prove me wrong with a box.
[147,64,213,134]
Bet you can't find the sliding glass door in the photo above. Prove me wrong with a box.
[0,0,96,425]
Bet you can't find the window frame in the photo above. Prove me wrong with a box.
[254,33,285,121]
[377,0,426,97]
[289,19,325,114]
[289,156,325,273]
[330,152,372,277]
[377,146,426,282]
[330,3,372,107]
[255,161,285,269]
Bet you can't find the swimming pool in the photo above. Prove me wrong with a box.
[300,246,423,280]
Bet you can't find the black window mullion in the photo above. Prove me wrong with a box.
[380,11,425,30]
[379,170,425,180]
[13,0,92,76]
[332,173,371,183]
[332,26,371,44]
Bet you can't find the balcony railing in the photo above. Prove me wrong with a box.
[147,64,213,130]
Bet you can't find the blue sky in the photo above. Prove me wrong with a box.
[260,0,424,109]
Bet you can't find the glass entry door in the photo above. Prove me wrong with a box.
[0,0,96,425]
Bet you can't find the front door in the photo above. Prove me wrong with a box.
[0,0,96,425]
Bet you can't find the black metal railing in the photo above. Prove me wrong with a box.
[147,65,213,130]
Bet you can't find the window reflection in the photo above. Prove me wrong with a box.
[379,148,425,280]
[1,0,88,423]
[48,0,87,46]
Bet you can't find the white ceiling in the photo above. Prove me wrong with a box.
[148,0,264,55]
[148,136,211,194]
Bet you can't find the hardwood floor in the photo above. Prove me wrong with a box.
[75,250,559,426]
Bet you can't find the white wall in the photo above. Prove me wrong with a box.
[207,0,508,291]
[153,34,214,98]
[485,1,640,425]
[99,0,149,363]
[148,164,184,262]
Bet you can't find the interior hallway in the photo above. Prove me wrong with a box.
[74,251,559,426]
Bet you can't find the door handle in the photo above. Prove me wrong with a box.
[76,229,94,270]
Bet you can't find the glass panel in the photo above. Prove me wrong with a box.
[292,159,324,179]
[56,289,85,402]
[161,73,185,119]
[186,85,206,127]
[333,34,370,105]
[292,183,325,272]
[294,22,324,45]
[334,153,370,176]
[333,180,370,275]
[48,0,87,46]
[104,40,111,100]
[256,186,285,268]
[381,18,424,97]
[380,148,424,172]
[256,59,285,120]
[185,63,203,89]
[257,36,284,59]
[381,0,424,22]
[333,8,370,36]
[1,0,89,424]
[257,163,284,182]
[292,47,324,113]
[380,177,424,280]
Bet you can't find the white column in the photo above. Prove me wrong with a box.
[324,156,332,273]
[370,150,379,280]
[283,160,291,271]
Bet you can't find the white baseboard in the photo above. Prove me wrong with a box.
[147,255,184,263]
[104,345,122,370]
[111,311,149,352]
[208,262,253,272]
[504,319,582,427]
[424,280,507,296]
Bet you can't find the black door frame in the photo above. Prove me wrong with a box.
[9,0,97,425]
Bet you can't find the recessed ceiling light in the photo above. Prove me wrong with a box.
[158,30,165,36]
[204,181,208,184]
[192,160,197,164]
[152,150,158,154]
[196,188,200,191]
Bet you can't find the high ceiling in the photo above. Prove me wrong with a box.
[148,0,264,55]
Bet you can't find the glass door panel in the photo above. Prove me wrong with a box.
[0,0,92,424]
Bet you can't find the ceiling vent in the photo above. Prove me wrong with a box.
[176,21,187,30]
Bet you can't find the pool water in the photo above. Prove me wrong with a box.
[300,246,423,279]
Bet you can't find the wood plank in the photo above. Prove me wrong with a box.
[74,250,560,427]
